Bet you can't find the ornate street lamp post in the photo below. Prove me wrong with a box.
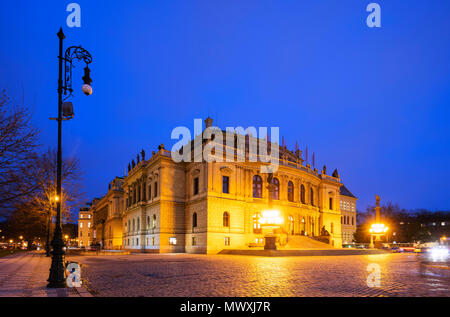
[261,173,283,250]
[47,28,93,288]
[369,195,388,249]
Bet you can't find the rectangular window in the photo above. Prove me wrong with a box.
[224,237,230,246]
[169,237,177,245]
[80,223,83,228]
[154,182,158,197]
[152,237,155,246]
[80,232,83,237]
[192,237,196,246]
[194,177,199,195]
[222,176,229,194]
[329,197,333,210]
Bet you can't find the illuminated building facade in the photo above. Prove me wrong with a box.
[339,185,357,245]
[77,207,92,247]
[118,118,357,254]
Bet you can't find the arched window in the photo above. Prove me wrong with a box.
[301,217,306,234]
[253,213,261,233]
[223,212,230,227]
[152,215,156,229]
[132,218,135,232]
[253,175,262,198]
[310,188,314,206]
[147,216,150,229]
[287,181,294,202]
[128,220,131,233]
[192,212,197,228]
[352,216,354,225]
[347,216,350,225]
[329,197,333,210]
[300,184,306,204]
[288,215,294,235]
[272,178,279,200]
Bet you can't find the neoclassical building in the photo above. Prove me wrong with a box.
[116,118,357,254]
[89,177,125,249]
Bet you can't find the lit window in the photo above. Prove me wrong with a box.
[169,237,177,245]
[224,237,230,246]
[88,222,91,228]
[192,237,196,246]
[441,222,445,226]
[253,213,261,233]
[80,223,83,228]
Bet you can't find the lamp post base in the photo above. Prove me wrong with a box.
[264,236,277,250]
[47,226,66,288]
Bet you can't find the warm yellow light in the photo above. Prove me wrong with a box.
[19,236,23,240]
[369,223,388,234]
[64,235,69,239]
[259,210,283,225]
[54,196,59,202]
[442,236,447,241]
[9,239,13,243]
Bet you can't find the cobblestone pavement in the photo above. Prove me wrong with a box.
[0,251,91,297]
[68,253,450,297]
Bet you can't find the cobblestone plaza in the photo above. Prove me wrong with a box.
[0,252,448,297]
[70,253,449,297]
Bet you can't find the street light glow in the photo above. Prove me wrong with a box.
[369,223,388,234]
[259,210,283,225]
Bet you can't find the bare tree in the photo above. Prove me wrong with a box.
[0,90,39,215]
[23,148,83,222]
[6,148,83,241]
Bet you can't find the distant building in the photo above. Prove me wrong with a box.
[340,185,357,244]
[77,207,93,247]
[89,177,125,250]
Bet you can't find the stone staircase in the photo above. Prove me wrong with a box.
[283,235,333,249]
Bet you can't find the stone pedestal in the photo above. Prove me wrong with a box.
[264,236,277,250]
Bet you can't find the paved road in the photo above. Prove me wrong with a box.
[0,251,91,297]
[68,253,450,297]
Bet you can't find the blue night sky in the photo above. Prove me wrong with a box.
[0,1,449,211]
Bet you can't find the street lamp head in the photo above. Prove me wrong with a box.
[82,84,93,96]
[82,65,93,96]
